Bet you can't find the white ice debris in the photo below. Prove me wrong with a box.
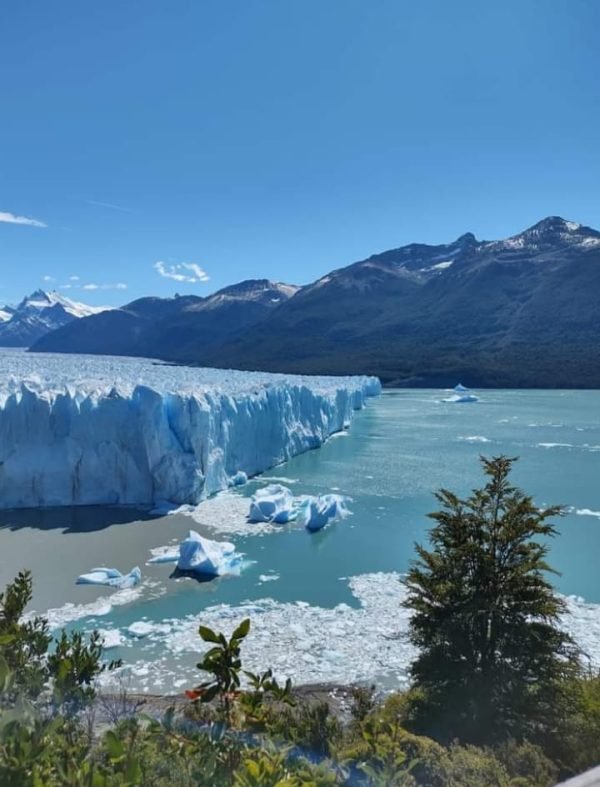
[76,566,141,589]
[0,352,380,508]
[176,530,242,577]
[296,494,351,532]
[230,471,248,487]
[148,545,180,564]
[248,484,297,524]
[248,485,352,531]
[96,572,600,695]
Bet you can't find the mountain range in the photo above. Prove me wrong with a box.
[27,216,600,387]
[0,290,109,348]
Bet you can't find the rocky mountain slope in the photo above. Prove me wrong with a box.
[32,280,299,360]
[193,217,600,387]
[31,217,600,387]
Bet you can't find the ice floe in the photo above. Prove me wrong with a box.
[458,435,491,443]
[95,572,600,694]
[76,566,141,589]
[27,579,165,630]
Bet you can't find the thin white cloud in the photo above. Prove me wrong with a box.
[43,275,55,282]
[154,261,210,283]
[81,282,127,291]
[86,199,133,214]
[69,275,80,281]
[0,211,47,228]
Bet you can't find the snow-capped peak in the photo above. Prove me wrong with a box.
[0,290,113,348]
[17,289,109,319]
[490,216,600,252]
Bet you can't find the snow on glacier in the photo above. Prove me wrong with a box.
[0,351,380,508]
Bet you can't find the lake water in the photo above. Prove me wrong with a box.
[2,389,600,692]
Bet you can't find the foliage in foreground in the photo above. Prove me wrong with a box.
[404,456,580,746]
[2,458,600,784]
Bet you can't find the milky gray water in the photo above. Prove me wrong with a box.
[2,389,600,691]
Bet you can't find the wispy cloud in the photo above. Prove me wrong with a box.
[0,211,47,228]
[57,280,127,292]
[81,282,127,291]
[86,199,133,214]
[43,275,55,282]
[154,261,210,283]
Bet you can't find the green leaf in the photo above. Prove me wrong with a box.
[198,625,221,643]
[232,618,251,641]
[104,729,125,760]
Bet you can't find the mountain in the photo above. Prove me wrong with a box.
[0,291,110,348]
[31,280,300,359]
[31,217,600,387]
[192,216,600,387]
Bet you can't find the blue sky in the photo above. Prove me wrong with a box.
[1,0,599,305]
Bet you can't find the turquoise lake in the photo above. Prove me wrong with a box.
[3,388,600,691]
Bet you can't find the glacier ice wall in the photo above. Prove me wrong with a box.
[0,352,380,508]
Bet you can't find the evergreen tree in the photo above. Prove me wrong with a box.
[405,456,580,745]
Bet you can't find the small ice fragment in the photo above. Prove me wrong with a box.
[76,567,141,589]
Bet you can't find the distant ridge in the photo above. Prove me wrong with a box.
[32,280,300,361]
[31,217,600,387]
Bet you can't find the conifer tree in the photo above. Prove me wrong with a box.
[405,456,580,745]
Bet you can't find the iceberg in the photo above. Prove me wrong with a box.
[176,530,242,577]
[443,383,479,403]
[248,485,351,531]
[76,566,141,589]
[248,484,298,524]
[296,493,351,532]
[0,352,380,508]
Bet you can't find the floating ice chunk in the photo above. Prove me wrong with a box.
[443,393,479,403]
[443,383,479,403]
[76,566,141,589]
[258,573,280,583]
[297,494,351,532]
[230,471,248,487]
[177,530,242,577]
[458,435,491,443]
[148,545,180,564]
[248,484,297,524]
[97,628,125,649]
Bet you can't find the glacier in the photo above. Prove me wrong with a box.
[0,352,380,508]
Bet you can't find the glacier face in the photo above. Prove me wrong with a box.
[0,351,380,508]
